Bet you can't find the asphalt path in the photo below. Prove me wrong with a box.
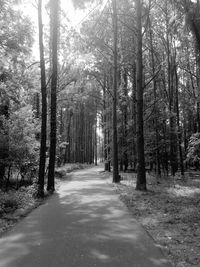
[0,166,172,267]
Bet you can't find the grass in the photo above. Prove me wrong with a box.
[115,170,200,267]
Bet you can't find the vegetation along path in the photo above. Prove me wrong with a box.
[0,166,172,267]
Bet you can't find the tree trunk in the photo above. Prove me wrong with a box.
[38,0,47,197]
[112,0,120,183]
[94,101,98,166]
[103,73,108,170]
[175,64,184,176]
[149,17,161,180]
[135,0,146,191]
[169,57,178,176]
[47,0,59,192]
[33,93,40,119]
[0,99,9,183]
[122,69,128,172]
[132,62,137,170]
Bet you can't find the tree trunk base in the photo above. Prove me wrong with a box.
[135,183,147,191]
[36,187,44,198]
[113,174,121,183]
[47,186,55,194]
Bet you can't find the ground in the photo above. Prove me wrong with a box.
[0,163,86,236]
[0,165,171,267]
[0,165,200,266]
[115,170,200,267]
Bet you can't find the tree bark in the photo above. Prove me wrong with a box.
[112,0,120,183]
[0,99,9,182]
[135,0,147,191]
[149,17,161,179]
[132,62,137,170]
[103,73,108,170]
[47,0,59,192]
[38,0,47,197]
[94,101,98,166]
[175,64,185,176]
[122,68,128,172]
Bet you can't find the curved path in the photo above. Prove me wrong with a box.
[0,166,172,267]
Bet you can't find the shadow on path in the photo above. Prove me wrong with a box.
[0,166,172,267]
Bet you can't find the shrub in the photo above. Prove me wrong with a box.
[3,196,18,210]
[186,133,200,168]
[4,105,40,185]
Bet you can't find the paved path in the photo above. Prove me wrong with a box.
[0,166,172,267]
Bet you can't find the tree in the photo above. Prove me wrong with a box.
[47,0,59,192]
[37,0,47,197]
[135,0,146,191]
[0,0,33,183]
[112,0,120,183]
[186,132,200,169]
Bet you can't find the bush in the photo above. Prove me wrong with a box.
[3,196,18,210]
[1,105,40,187]
[186,133,200,168]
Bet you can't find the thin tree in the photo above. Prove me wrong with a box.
[112,0,120,183]
[47,0,59,192]
[148,15,161,180]
[38,0,47,197]
[135,0,147,191]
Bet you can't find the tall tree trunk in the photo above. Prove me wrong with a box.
[195,48,200,132]
[33,93,40,119]
[0,98,9,182]
[175,64,185,176]
[64,110,73,163]
[165,3,178,176]
[94,101,98,166]
[112,0,120,183]
[149,17,161,179]
[38,0,47,197]
[103,73,108,170]
[107,75,112,172]
[169,56,178,176]
[132,62,137,170]
[47,0,59,192]
[122,68,128,172]
[135,0,146,191]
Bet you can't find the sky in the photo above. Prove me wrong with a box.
[20,0,87,60]
[21,0,86,28]
[19,0,108,61]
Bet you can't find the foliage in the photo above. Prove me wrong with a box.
[1,195,18,212]
[186,133,200,165]
[7,105,40,179]
[0,183,39,226]
[71,0,98,9]
[0,0,34,108]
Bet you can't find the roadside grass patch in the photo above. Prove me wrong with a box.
[115,170,200,267]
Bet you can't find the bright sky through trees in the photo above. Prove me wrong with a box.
[19,0,86,59]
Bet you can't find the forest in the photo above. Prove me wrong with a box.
[0,0,200,266]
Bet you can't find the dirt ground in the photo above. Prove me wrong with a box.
[115,171,200,267]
